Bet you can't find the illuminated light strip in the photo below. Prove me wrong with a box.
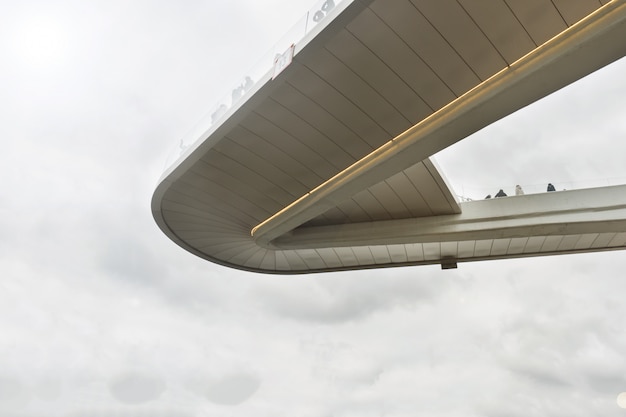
[251,0,626,247]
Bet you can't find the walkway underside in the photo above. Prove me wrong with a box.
[152,0,626,273]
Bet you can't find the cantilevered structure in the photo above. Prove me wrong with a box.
[152,0,626,273]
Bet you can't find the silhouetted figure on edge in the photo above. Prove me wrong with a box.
[313,10,325,21]
[211,104,228,124]
[322,0,335,12]
[547,183,556,192]
[485,194,492,199]
[515,185,524,195]
[243,76,253,92]
[231,86,244,103]
[495,189,507,198]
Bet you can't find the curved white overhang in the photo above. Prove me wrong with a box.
[152,0,626,273]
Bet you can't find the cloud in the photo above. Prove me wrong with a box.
[202,372,261,406]
[0,375,29,408]
[253,268,447,323]
[108,372,166,405]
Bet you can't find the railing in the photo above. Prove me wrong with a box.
[454,176,626,202]
[163,0,349,173]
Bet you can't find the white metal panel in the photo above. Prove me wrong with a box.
[523,236,546,253]
[553,0,603,26]
[388,245,408,263]
[316,248,344,268]
[507,237,529,254]
[325,29,432,123]
[608,232,626,247]
[370,0,480,96]
[423,243,440,261]
[239,112,335,182]
[404,163,456,213]
[208,240,255,256]
[590,232,616,248]
[506,0,567,45]
[457,241,476,258]
[296,249,328,269]
[253,98,356,170]
[405,243,425,262]
[385,171,433,218]
[286,63,389,148]
[216,137,310,196]
[557,235,582,251]
[350,190,393,221]
[298,48,412,135]
[214,244,258,263]
[176,172,270,223]
[541,235,564,252]
[165,221,240,236]
[334,247,359,266]
[352,246,375,264]
[271,83,373,159]
[201,150,294,206]
[490,239,511,256]
[227,124,324,188]
[275,251,292,270]
[368,181,413,219]
[330,199,372,223]
[370,245,392,264]
[347,7,455,110]
[412,0,507,80]
[474,240,493,257]
[191,160,285,213]
[440,241,458,258]
[243,249,268,269]
[459,0,536,64]
[180,235,241,248]
[308,207,347,225]
[259,251,277,271]
[282,250,309,270]
[229,246,262,266]
[574,233,599,250]
[161,199,249,228]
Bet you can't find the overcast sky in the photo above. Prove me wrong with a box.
[2,1,626,416]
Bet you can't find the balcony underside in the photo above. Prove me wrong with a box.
[152,0,626,273]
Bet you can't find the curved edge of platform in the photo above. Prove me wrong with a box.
[151,0,626,274]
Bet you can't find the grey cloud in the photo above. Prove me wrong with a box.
[196,372,261,406]
[108,372,166,405]
[66,410,192,417]
[0,375,29,408]
[32,377,64,402]
[254,269,447,323]
[479,391,620,417]
[507,362,572,388]
[299,336,383,387]
[585,374,626,395]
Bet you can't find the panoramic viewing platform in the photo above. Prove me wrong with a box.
[152,0,626,273]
